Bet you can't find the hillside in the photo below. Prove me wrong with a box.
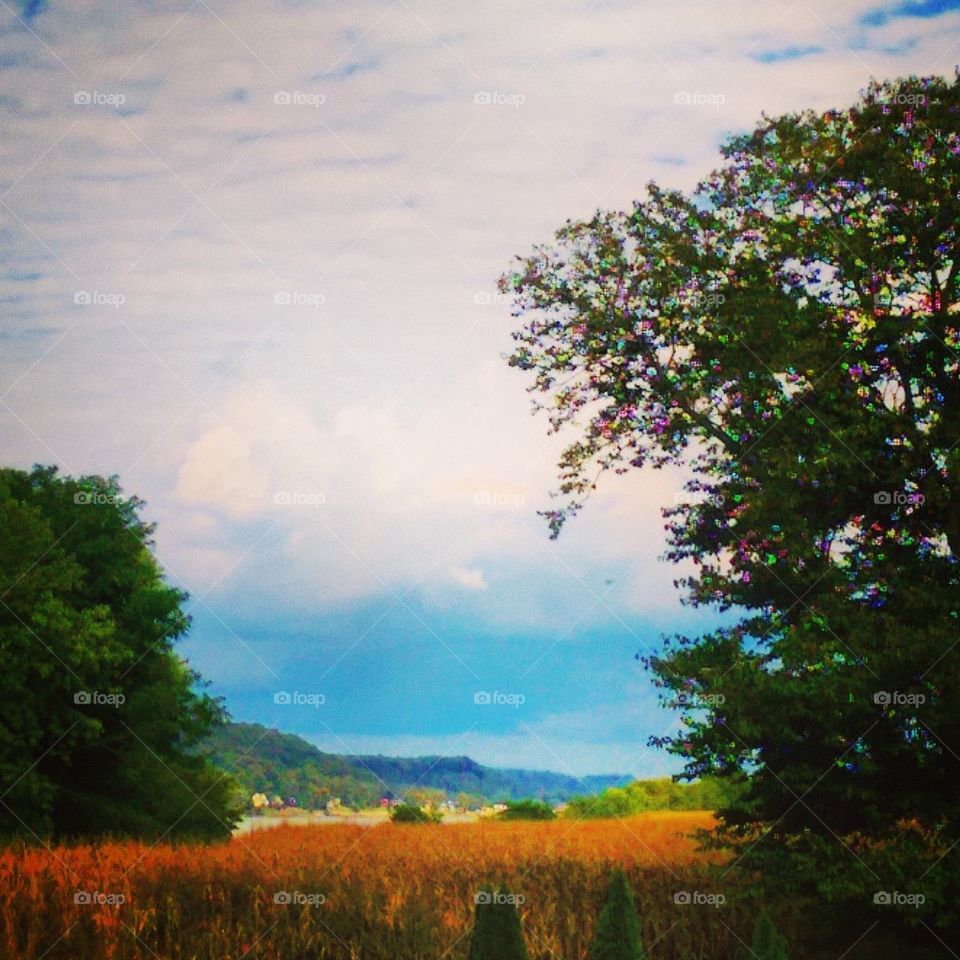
[344,754,631,804]
[203,723,631,808]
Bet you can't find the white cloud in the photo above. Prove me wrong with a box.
[449,565,488,591]
[1,0,956,626]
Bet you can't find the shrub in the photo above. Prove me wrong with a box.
[589,870,645,960]
[747,911,789,960]
[498,799,556,820]
[468,887,528,960]
[389,803,442,823]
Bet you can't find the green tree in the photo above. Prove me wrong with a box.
[590,870,645,960]
[390,802,442,823]
[468,888,528,960]
[0,465,239,840]
[498,798,556,820]
[504,74,960,941]
[746,912,789,960]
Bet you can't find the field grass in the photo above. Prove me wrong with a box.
[0,811,761,959]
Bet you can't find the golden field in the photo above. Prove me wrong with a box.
[0,811,753,960]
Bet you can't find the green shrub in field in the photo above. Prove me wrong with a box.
[389,803,443,823]
[468,887,528,960]
[589,870,645,960]
[497,799,556,820]
[746,911,789,960]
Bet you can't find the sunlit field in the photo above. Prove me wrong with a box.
[0,812,756,960]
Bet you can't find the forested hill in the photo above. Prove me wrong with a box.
[204,723,632,808]
[343,753,631,804]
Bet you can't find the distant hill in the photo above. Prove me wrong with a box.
[344,753,631,804]
[203,723,632,808]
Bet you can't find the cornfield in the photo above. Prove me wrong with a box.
[0,812,759,960]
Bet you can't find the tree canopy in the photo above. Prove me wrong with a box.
[0,465,238,840]
[504,74,960,936]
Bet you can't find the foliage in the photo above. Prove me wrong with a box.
[498,798,557,820]
[204,723,629,808]
[0,465,238,841]
[468,886,528,960]
[568,777,745,818]
[589,870,645,960]
[390,803,443,823]
[204,722,384,809]
[747,911,790,960]
[503,73,960,935]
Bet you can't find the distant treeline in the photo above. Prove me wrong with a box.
[565,776,744,818]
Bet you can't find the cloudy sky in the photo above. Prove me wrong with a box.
[2,0,958,777]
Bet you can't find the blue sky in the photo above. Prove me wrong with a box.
[1,0,958,777]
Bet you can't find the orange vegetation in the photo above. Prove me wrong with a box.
[0,811,748,960]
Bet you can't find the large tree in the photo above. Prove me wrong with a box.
[0,465,238,840]
[504,74,960,943]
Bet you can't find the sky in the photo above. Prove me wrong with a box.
[1,0,959,779]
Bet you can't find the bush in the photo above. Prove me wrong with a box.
[389,803,443,823]
[468,887,528,960]
[498,799,556,820]
[746,911,789,960]
[589,870,645,960]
